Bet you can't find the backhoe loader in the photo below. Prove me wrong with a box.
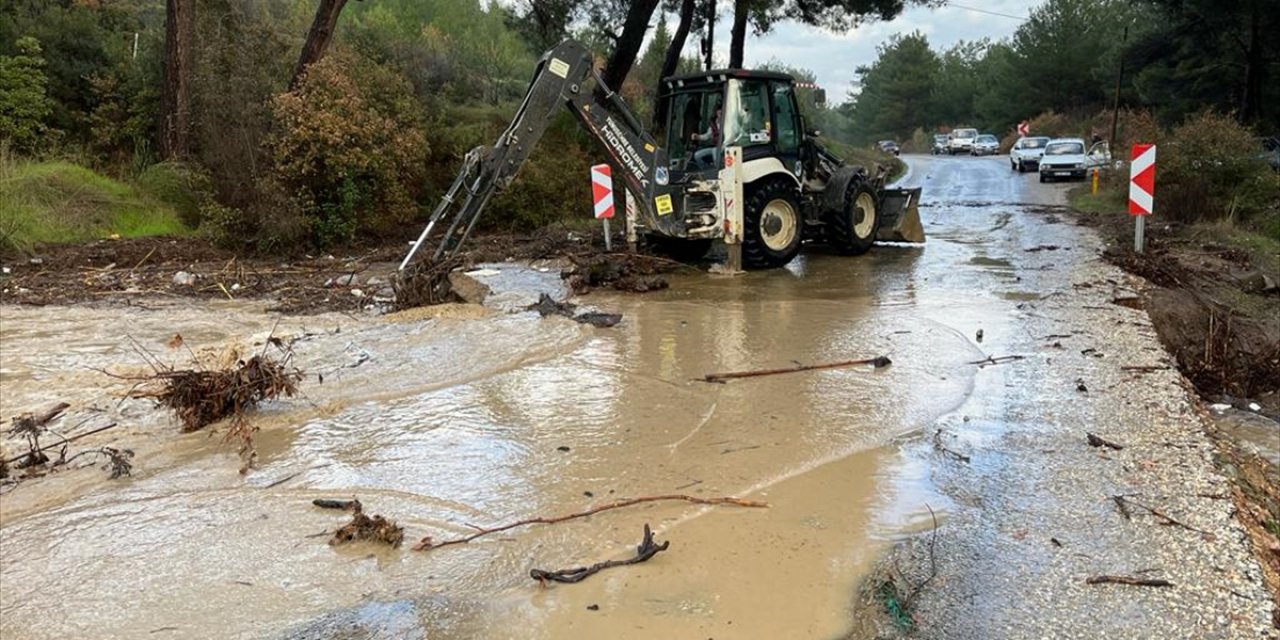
[399,39,923,272]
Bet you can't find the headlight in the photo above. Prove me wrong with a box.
[1074,163,1085,169]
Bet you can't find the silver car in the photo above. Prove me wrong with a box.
[1010,136,1050,172]
[971,134,1000,156]
[1038,138,1089,182]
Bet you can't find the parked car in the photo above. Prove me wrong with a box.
[971,134,1000,156]
[947,128,978,154]
[932,134,949,155]
[1038,138,1089,182]
[1259,136,1280,170]
[1010,136,1050,172]
[877,140,901,156]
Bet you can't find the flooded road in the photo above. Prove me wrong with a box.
[2,155,1094,639]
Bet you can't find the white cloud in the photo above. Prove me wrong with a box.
[689,0,1039,103]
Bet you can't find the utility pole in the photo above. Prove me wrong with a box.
[1109,24,1128,145]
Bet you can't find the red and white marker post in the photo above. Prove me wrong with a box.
[1017,121,1029,137]
[1128,144,1156,252]
[590,163,615,251]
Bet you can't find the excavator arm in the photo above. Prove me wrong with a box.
[399,40,668,269]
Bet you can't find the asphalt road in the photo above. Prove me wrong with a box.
[869,153,1276,639]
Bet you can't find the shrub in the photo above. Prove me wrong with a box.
[423,101,594,233]
[1159,111,1278,224]
[268,49,428,247]
[136,161,213,228]
[0,37,54,154]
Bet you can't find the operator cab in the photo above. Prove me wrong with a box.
[659,69,805,181]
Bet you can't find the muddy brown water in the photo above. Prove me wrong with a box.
[3,155,1083,639]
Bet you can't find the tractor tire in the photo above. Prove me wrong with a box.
[645,235,712,263]
[743,178,803,269]
[825,180,879,256]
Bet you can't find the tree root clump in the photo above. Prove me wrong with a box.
[392,256,463,310]
[144,354,301,433]
[326,499,405,548]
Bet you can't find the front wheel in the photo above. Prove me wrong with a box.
[1039,173,1048,183]
[743,179,803,269]
[825,181,879,256]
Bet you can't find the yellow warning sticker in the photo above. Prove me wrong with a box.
[548,58,570,78]
[655,194,674,216]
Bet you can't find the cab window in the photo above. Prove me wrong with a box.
[771,81,801,154]
[727,80,772,147]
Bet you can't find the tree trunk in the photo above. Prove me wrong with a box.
[702,0,715,71]
[1239,1,1263,123]
[160,0,194,160]
[655,0,697,126]
[729,0,748,69]
[600,0,661,92]
[291,0,351,90]
[662,0,696,81]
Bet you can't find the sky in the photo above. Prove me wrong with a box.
[708,0,1040,104]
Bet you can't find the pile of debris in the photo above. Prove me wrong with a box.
[561,253,681,294]
[144,354,301,433]
[314,498,405,548]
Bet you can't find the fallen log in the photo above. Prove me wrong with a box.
[413,494,767,551]
[530,524,669,584]
[701,356,891,383]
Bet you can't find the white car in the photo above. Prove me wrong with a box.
[1038,138,1089,182]
[947,128,978,155]
[971,134,1000,156]
[1010,136,1050,172]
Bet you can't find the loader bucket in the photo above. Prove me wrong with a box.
[876,187,925,243]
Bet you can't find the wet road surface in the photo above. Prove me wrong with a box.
[1,155,1272,638]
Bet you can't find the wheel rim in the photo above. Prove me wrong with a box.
[853,191,877,238]
[760,199,798,251]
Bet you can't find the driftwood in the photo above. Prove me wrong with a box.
[530,524,669,584]
[413,494,767,551]
[1086,432,1125,451]
[1086,575,1173,588]
[966,355,1025,366]
[701,356,891,383]
[1110,495,1209,535]
[933,429,971,463]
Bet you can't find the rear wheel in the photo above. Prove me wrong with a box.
[645,235,711,263]
[825,181,879,256]
[743,178,803,269]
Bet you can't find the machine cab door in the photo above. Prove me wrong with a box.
[768,81,804,180]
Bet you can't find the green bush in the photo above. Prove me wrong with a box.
[1159,111,1279,224]
[268,49,428,247]
[136,161,213,228]
[0,37,54,153]
[422,101,595,233]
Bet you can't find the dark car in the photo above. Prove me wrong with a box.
[877,140,901,156]
[1260,136,1280,170]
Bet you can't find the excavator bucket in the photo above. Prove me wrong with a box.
[876,187,925,243]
